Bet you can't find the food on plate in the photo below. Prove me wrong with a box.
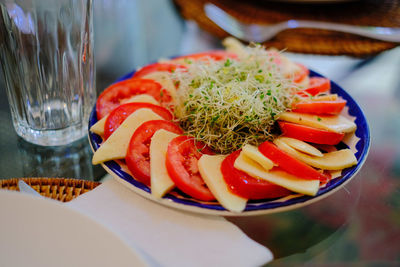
[173,44,296,154]
[166,135,215,201]
[258,141,330,182]
[126,120,183,185]
[241,144,274,171]
[90,38,359,212]
[274,137,357,170]
[92,108,164,164]
[233,150,320,196]
[278,112,356,133]
[198,154,247,213]
[296,77,331,96]
[221,150,291,199]
[104,102,173,139]
[278,121,345,145]
[96,78,173,119]
[90,94,159,136]
[277,137,323,157]
[292,99,347,115]
[132,63,186,79]
[150,129,181,198]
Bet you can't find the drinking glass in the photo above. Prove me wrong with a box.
[0,0,95,146]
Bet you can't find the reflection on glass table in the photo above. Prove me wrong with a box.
[0,92,105,181]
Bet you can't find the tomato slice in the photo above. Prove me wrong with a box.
[126,120,183,186]
[278,121,345,145]
[96,78,173,119]
[175,50,237,61]
[132,63,187,78]
[221,150,291,200]
[258,141,329,182]
[104,103,173,139]
[296,77,331,97]
[292,63,310,84]
[292,99,347,115]
[166,135,215,201]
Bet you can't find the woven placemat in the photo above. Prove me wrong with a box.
[0,178,100,202]
[173,0,399,57]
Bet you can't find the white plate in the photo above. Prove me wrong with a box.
[0,190,147,267]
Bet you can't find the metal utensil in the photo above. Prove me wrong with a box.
[18,180,43,198]
[204,3,400,43]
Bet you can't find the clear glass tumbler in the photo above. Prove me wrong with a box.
[0,0,95,146]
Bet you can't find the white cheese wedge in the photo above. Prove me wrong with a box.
[142,71,177,101]
[274,138,358,170]
[241,144,274,171]
[234,151,265,173]
[278,112,357,133]
[279,56,310,88]
[198,155,247,213]
[90,94,160,136]
[278,137,323,157]
[90,116,108,136]
[92,108,163,164]
[234,153,320,196]
[311,94,338,101]
[120,94,159,106]
[222,37,247,56]
[150,129,180,198]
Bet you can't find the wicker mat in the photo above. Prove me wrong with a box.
[173,0,400,57]
[0,178,100,202]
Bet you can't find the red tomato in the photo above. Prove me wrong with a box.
[166,135,215,201]
[96,78,172,119]
[104,103,173,139]
[296,77,331,97]
[126,120,183,186]
[292,63,310,84]
[258,141,329,182]
[278,121,345,145]
[132,63,187,78]
[292,99,347,115]
[176,50,237,61]
[221,150,291,200]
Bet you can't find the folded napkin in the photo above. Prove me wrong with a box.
[66,177,273,267]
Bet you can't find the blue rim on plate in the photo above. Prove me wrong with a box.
[88,69,370,216]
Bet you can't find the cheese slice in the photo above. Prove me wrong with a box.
[90,94,159,136]
[278,137,323,157]
[142,71,177,101]
[198,155,247,213]
[90,116,108,136]
[92,108,163,164]
[150,129,180,198]
[279,112,356,133]
[223,37,247,56]
[120,94,159,106]
[280,56,310,88]
[311,94,338,101]
[241,144,274,171]
[274,138,357,170]
[234,153,320,196]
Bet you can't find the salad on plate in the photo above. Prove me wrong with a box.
[89,38,364,214]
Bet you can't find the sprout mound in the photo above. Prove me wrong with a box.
[173,45,297,154]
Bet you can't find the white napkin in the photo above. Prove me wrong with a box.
[66,178,273,267]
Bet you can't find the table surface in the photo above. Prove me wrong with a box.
[1,0,399,265]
